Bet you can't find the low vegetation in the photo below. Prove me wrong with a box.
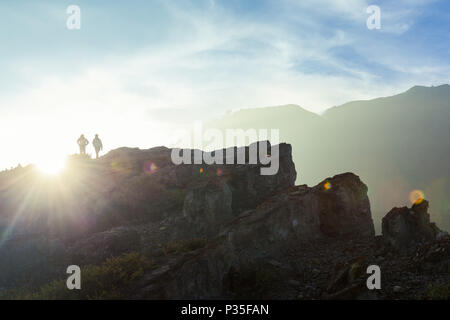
[161,238,207,255]
[424,281,450,300]
[0,252,151,300]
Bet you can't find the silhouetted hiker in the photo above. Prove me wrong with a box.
[77,134,89,155]
[93,134,103,159]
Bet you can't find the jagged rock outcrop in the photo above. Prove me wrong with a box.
[315,174,374,238]
[170,141,297,239]
[223,173,374,253]
[382,200,445,251]
[137,172,375,299]
[225,142,297,212]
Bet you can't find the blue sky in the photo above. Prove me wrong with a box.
[0,0,449,169]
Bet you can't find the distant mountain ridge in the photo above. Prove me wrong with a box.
[206,84,450,232]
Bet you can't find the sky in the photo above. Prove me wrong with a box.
[0,0,449,170]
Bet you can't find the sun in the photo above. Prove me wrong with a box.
[36,157,66,175]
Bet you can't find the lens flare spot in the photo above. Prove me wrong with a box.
[409,189,425,205]
[144,161,158,174]
[324,181,332,191]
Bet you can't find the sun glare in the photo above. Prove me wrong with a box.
[36,157,66,175]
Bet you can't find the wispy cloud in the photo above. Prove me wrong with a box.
[0,0,448,169]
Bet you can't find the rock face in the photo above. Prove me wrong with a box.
[1,141,447,300]
[226,172,374,248]
[382,200,443,250]
[0,235,67,288]
[172,141,297,239]
[181,180,233,238]
[68,227,141,264]
[138,172,375,299]
[226,142,297,212]
[176,168,372,242]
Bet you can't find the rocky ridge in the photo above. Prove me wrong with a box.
[0,142,448,299]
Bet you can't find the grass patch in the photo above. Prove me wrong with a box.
[161,238,207,255]
[0,252,151,300]
[424,281,450,300]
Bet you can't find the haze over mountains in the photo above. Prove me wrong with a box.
[207,84,450,232]
[0,85,448,299]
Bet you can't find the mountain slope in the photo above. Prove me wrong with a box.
[0,145,447,300]
[207,85,450,231]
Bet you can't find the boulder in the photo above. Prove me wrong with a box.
[382,200,440,251]
[314,173,374,238]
